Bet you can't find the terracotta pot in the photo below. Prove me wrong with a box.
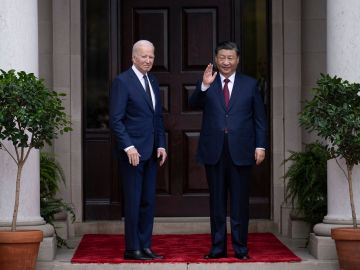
[331,227,360,270]
[0,230,43,270]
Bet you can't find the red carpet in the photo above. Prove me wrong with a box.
[71,233,301,263]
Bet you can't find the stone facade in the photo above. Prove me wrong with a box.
[1,0,332,241]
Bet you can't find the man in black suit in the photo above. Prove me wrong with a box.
[189,41,267,260]
[110,40,167,260]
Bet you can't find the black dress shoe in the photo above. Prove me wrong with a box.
[143,248,164,259]
[204,253,227,259]
[235,253,250,260]
[124,250,153,260]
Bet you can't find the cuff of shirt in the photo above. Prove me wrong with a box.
[256,147,265,151]
[201,83,210,91]
[124,145,135,152]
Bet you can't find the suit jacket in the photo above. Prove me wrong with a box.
[189,72,267,166]
[110,68,166,160]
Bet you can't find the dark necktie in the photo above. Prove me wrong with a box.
[143,75,153,107]
[223,78,230,108]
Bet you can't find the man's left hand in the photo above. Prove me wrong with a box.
[157,148,167,166]
[255,149,265,165]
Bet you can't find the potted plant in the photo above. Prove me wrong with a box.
[0,70,71,270]
[299,73,360,269]
[284,142,329,228]
[40,152,75,248]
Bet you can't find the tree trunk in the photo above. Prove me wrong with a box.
[11,162,24,231]
[347,164,357,228]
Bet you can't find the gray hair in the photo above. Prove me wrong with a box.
[132,40,155,56]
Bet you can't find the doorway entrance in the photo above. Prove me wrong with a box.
[83,0,271,220]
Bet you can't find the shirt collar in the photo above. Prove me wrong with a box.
[219,72,236,83]
[132,65,147,81]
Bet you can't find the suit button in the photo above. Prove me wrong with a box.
[225,114,229,117]
[224,128,228,133]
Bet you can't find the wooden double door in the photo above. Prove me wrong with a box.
[83,0,271,220]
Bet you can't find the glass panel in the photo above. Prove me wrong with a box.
[243,0,270,114]
[85,0,110,129]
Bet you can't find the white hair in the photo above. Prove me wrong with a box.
[132,40,155,56]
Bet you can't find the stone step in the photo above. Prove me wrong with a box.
[74,218,278,235]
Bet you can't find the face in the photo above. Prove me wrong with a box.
[215,49,239,78]
[132,45,155,74]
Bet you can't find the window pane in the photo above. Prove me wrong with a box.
[85,0,110,129]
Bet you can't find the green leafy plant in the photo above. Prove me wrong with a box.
[284,142,329,226]
[0,69,72,231]
[40,152,75,248]
[299,73,360,228]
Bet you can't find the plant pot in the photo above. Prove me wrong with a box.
[331,227,360,269]
[0,230,43,270]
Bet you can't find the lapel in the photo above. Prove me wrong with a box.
[228,73,241,111]
[128,68,154,112]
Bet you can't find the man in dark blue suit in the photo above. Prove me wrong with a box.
[110,40,167,260]
[189,41,267,260]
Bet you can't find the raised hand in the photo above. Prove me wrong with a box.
[202,63,217,87]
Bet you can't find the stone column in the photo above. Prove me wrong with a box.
[320,0,360,227]
[0,0,55,261]
[324,160,360,225]
[309,0,360,259]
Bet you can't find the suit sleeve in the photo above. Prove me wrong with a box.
[151,76,166,149]
[252,84,267,149]
[110,77,133,150]
[188,80,206,109]
[156,111,166,149]
[156,106,166,150]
